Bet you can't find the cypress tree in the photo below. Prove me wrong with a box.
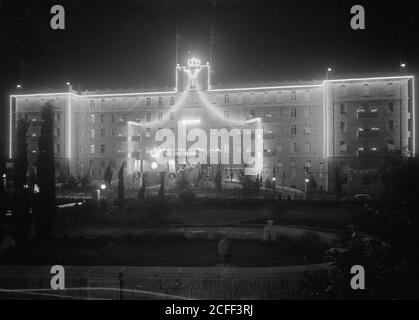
[35,103,55,240]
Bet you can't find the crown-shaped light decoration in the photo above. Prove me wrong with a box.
[187,57,201,67]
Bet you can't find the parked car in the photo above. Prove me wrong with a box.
[353,193,372,202]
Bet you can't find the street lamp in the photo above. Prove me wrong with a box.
[16,84,21,89]
[304,178,310,200]
[96,184,106,213]
[326,67,332,80]
[2,173,6,191]
[400,63,407,72]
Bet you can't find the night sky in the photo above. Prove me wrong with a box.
[1,0,418,158]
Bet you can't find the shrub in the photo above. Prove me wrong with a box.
[178,190,196,208]
[121,198,145,217]
[146,196,171,220]
[169,198,183,209]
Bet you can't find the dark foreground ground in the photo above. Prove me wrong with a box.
[0,236,326,267]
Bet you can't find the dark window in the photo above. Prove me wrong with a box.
[388,102,394,112]
[388,120,394,132]
[363,176,371,185]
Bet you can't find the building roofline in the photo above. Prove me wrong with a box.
[9,75,414,98]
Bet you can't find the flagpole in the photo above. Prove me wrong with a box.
[176,26,179,66]
[209,22,213,68]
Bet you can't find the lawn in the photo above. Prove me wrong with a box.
[0,235,326,267]
[171,206,348,230]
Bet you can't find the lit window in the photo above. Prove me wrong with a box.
[91,129,95,138]
[90,144,95,154]
[340,85,348,97]
[146,128,151,138]
[363,84,370,96]
[90,114,95,123]
[90,100,95,109]
[304,125,311,134]
[190,78,196,89]
[385,83,394,96]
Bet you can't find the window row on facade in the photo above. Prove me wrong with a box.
[87,96,176,109]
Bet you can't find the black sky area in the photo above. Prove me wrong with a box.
[1,0,419,157]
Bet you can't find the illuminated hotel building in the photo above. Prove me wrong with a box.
[9,58,415,196]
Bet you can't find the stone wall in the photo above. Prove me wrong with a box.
[0,264,331,300]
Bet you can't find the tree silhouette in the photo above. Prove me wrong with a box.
[34,103,56,241]
[14,117,28,190]
[117,161,125,206]
[103,163,113,184]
